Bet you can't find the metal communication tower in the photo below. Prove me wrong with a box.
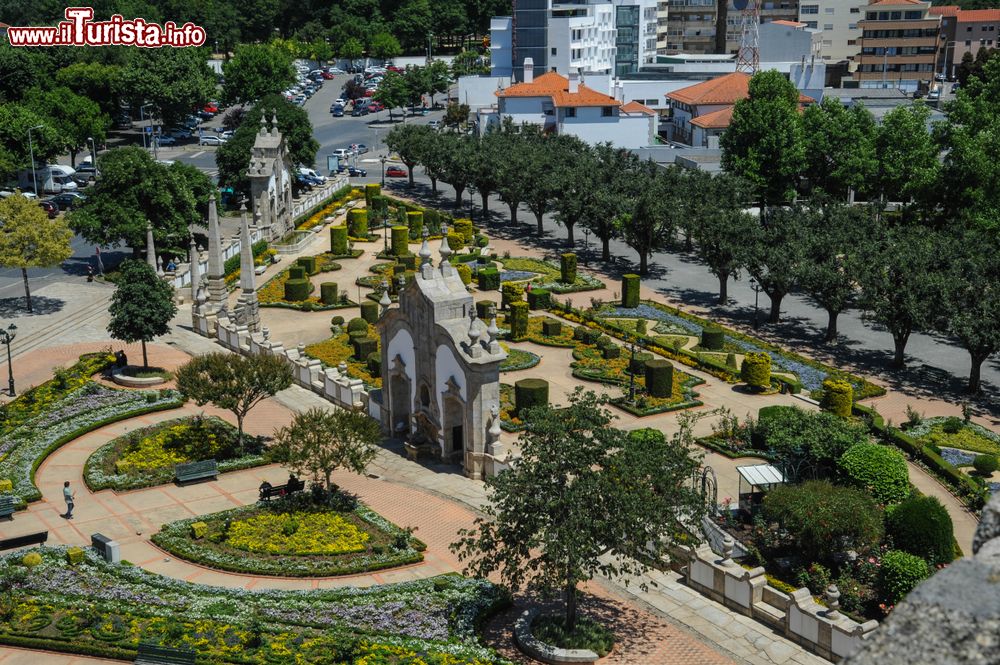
[734,0,760,74]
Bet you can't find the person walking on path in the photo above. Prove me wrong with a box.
[63,481,75,519]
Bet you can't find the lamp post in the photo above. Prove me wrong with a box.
[139,104,152,152]
[383,210,389,254]
[749,277,762,330]
[583,228,591,263]
[381,155,387,186]
[627,336,643,404]
[0,323,17,396]
[468,187,474,223]
[27,125,44,197]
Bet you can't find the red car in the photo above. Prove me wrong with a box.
[385,166,407,178]
[321,71,335,79]
[363,89,375,97]
[368,101,384,112]
[387,65,403,73]
[38,199,58,218]
[203,102,219,114]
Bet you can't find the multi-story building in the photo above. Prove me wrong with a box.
[493,0,658,82]
[657,0,671,52]
[798,0,868,65]
[930,6,1000,79]
[664,0,799,55]
[853,0,941,90]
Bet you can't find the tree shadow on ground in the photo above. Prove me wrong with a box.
[0,296,65,318]
[379,437,465,477]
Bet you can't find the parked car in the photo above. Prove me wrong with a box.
[203,102,219,114]
[327,67,345,75]
[332,106,344,117]
[347,166,367,177]
[154,135,176,146]
[351,106,368,116]
[38,199,59,218]
[367,101,384,112]
[74,164,99,179]
[428,120,441,130]
[199,135,226,146]
[332,148,351,159]
[321,71,335,79]
[385,166,407,178]
[294,174,315,191]
[167,127,192,139]
[928,89,941,101]
[197,109,215,120]
[352,144,369,154]
[49,191,87,210]
[298,167,326,183]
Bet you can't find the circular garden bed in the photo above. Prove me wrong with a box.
[151,492,426,576]
[84,416,267,491]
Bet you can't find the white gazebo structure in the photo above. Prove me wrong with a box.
[736,463,786,515]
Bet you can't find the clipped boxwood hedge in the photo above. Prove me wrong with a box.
[509,302,529,341]
[622,274,640,308]
[515,378,549,416]
[838,443,910,505]
[821,379,853,417]
[644,359,674,398]
[741,352,772,391]
[330,225,349,255]
[560,253,577,284]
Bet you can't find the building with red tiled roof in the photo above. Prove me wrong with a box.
[931,5,1000,79]
[490,65,656,148]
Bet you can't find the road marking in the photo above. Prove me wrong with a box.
[190,151,205,158]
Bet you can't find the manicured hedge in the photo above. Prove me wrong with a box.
[283,278,311,301]
[645,359,674,398]
[501,283,525,310]
[560,253,577,284]
[456,263,472,285]
[360,300,379,323]
[821,379,853,417]
[701,326,724,351]
[289,265,306,280]
[879,550,930,605]
[391,226,409,256]
[622,274,640,308]
[352,336,378,360]
[347,317,368,335]
[886,495,955,565]
[542,319,562,337]
[602,344,621,360]
[515,378,548,416]
[476,300,496,320]
[447,232,464,252]
[330,225,349,255]
[407,210,423,239]
[838,443,910,505]
[478,268,500,291]
[629,351,653,375]
[297,255,318,275]
[741,352,771,391]
[509,302,529,341]
[348,209,368,238]
[320,282,339,305]
[365,182,381,206]
[527,288,551,310]
[453,218,474,244]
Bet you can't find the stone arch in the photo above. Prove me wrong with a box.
[440,377,467,464]
[388,355,412,437]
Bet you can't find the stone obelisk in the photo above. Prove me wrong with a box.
[188,232,201,305]
[235,204,261,332]
[205,193,227,312]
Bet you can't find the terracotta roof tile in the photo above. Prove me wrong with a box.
[690,106,734,129]
[621,100,656,116]
[954,8,1000,21]
[667,71,813,106]
[497,71,621,108]
[771,19,807,27]
[929,5,960,16]
[867,0,925,6]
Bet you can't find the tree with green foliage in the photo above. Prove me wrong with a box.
[370,32,402,62]
[801,98,877,201]
[0,192,73,313]
[720,70,805,207]
[55,61,123,117]
[115,46,216,127]
[743,205,806,323]
[0,40,54,102]
[107,260,178,370]
[856,224,944,368]
[451,49,489,77]
[0,103,63,181]
[692,172,753,304]
[68,147,199,252]
[374,70,410,121]
[26,86,110,168]
[425,59,452,104]
[551,137,600,246]
[435,132,477,206]
[392,0,434,51]
[452,390,705,632]
[444,102,470,127]
[269,407,382,492]
[624,163,684,275]
[494,120,537,225]
[872,104,939,206]
[216,94,319,197]
[339,37,365,61]
[385,123,433,187]
[886,495,955,566]
[584,143,644,262]
[176,352,293,453]
[753,406,870,481]
[523,133,566,236]
[222,43,296,105]
[469,129,506,216]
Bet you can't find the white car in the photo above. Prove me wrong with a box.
[334,98,346,106]
[199,135,226,146]
[429,120,441,130]
[327,68,345,74]
[298,167,326,182]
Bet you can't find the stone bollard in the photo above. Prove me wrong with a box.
[825,584,841,620]
[721,535,735,565]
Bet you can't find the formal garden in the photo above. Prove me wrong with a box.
[0,547,508,664]
[151,489,426,577]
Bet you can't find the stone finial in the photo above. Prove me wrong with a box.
[271,112,279,137]
[487,314,500,344]
[468,308,481,346]
[439,224,452,262]
[418,228,432,265]
[721,535,734,565]
[262,327,270,341]
[379,286,392,310]
[259,113,268,136]
[188,232,201,304]
[825,584,841,620]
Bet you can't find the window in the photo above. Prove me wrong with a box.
[890,11,901,19]
[823,39,833,45]
[904,10,920,19]
[848,39,857,45]
[967,26,973,31]
[849,23,857,29]
[825,7,835,13]
[866,11,876,19]
[966,39,972,46]
[565,108,576,117]
[805,20,818,28]
[602,106,614,116]
[801,4,818,13]
[551,47,557,55]
[850,7,859,13]
[824,23,834,30]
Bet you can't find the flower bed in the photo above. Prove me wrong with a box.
[259,253,357,311]
[304,324,381,389]
[499,346,540,372]
[907,417,1000,457]
[0,382,183,508]
[84,416,266,492]
[294,183,358,231]
[498,383,525,432]
[519,317,577,347]
[498,257,603,294]
[151,495,427,577]
[0,547,507,663]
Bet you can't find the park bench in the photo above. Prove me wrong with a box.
[134,642,196,665]
[259,477,306,501]
[0,531,48,552]
[174,459,218,484]
[0,495,15,520]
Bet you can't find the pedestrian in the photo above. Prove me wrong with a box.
[63,481,75,519]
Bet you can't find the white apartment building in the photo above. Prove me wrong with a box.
[548,2,618,75]
[798,0,869,64]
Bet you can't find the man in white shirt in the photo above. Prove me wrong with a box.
[63,481,75,519]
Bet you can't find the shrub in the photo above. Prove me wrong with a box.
[475,299,496,320]
[191,522,208,539]
[360,301,379,323]
[351,336,378,360]
[886,495,955,565]
[476,234,489,248]
[509,302,529,340]
[297,256,318,276]
[347,318,368,335]
[453,218,474,244]
[560,253,577,284]
[330,315,345,326]
[22,552,42,567]
[527,288,551,310]
[446,232,464,252]
[320,282,339,305]
[755,407,869,479]
[456,263,472,285]
[542,319,562,337]
[974,454,998,476]
[283,278,311,302]
[367,352,381,376]
[66,547,85,565]
[515,378,548,416]
[622,274,640,308]
[602,344,621,360]
[391,226,409,256]
[821,379,853,417]
[364,183,380,206]
[573,327,601,344]
[288,265,306,280]
[740,352,771,391]
[406,210,423,239]
[501,282,525,310]
[635,319,647,334]
[942,416,964,434]
[348,209,368,238]
[762,480,884,562]
[644,359,674,398]
[838,443,910,504]
[629,351,653,375]
[398,254,418,270]
[330,225,349,255]
[0,479,11,492]
[477,268,500,291]
[726,352,738,369]
[701,326,724,351]
[878,550,930,605]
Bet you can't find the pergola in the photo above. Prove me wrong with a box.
[736,463,786,515]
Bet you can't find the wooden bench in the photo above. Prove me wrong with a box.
[259,478,305,501]
[135,643,196,665]
[0,531,48,552]
[0,495,15,520]
[174,459,218,484]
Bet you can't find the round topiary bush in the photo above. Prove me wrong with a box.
[456,263,472,285]
[886,495,955,565]
[348,209,368,238]
[701,326,724,351]
[283,278,311,302]
[330,315,345,326]
[740,352,771,391]
[974,454,999,476]
[629,351,653,375]
[330,225,349,255]
[821,379,854,418]
[391,226,409,256]
[320,282,339,305]
[838,443,910,505]
[360,300,379,323]
[22,552,42,567]
[878,549,931,605]
[515,378,549,416]
[644,359,674,398]
[347,317,368,336]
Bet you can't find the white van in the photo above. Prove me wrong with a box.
[48,164,77,177]
[297,167,326,183]
[17,167,78,194]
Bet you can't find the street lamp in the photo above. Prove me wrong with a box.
[583,228,591,262]
[749,277,763,329]
[27,125,44,197]
[87,137,98,179]
[627,336,644,403]
[468,187,474,223]
[0,323,17,396]
[381,155,387,186]
[139,104,153,152]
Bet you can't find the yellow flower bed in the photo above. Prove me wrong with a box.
[114,423,220,474]
[226,512,370,555]
[304,324,382,388]
[297,187,362,231]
